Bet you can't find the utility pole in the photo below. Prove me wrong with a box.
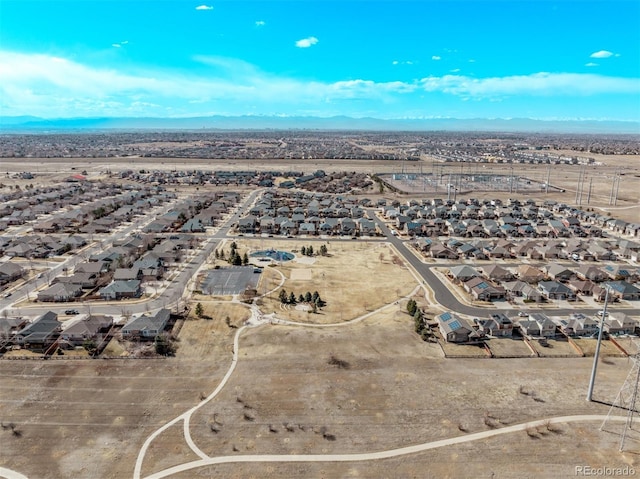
[587,177,593,205]
[614,171,621,206]
[587,287,611,402]
[609,170,617,205]
[545,165,551,194]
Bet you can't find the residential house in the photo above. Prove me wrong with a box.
[480,264,514,282]
[463,277,506,301]
[98,280,142,300]
[576,265,608,283]
[604,313,637,335]
[517,313,556,338]
[0,317,28,340]
[60,315,113,345]
[516,264,545,283]
[437,311,484,343]
[545,264,575,282]
[14,311,61,349]
[121,308,171,340]
[503,280,544,302]
[538,281,576,301]
[475,313,513,337]
[37,282,82,302]
[567,279,598,296]
[0,261,24,285]
[448,265,480,283]
[553,313,598,336]
[605,281,640,301]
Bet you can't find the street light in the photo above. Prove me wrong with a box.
[587,286,611,402]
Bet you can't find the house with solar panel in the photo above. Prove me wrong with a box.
[436,311,485,343]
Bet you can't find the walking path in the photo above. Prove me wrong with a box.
[143,415,626,479]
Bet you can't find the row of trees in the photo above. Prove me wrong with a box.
[279,289,325,307]
[300,244,328,257]
[407,299,432,341]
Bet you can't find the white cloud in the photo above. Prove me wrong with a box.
[121,40,129,45]
[450,68,460,73]
[418,72,638,98]
[585,62,598,67]
[295,36,318,48]
[392,60,399,65]
[112,44,121,48]
[0,51,637,118]
[255,20,265,27]
[590,50,613,58]
[432,55,441,61]
[195,5,213,11]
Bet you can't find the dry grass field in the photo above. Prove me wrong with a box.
[1,260,637,479]
[237,239,420,324]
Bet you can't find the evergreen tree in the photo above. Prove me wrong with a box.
[279,289,288,304]
[298,294,305,303]
[232,253,242,266]
[312,291,320,303]
[242,252,249,265]
[307,245,314,256]
[301,246,306,256]
[289,292,297,304]
[407,299,417,316]
[195,302,204,318]
[304,291,312,303]
[320,244,328,256]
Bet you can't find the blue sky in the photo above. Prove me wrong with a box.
[1,0,639,120]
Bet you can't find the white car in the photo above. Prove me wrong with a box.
[596,310,609,317]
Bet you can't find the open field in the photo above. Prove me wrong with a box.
[0,357,231,479]
[164,421,640,479]
[236,239,420,324]
[6,298,631,478]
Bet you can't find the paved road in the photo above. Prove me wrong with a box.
[368,210,640,318]
[142,414,625,479]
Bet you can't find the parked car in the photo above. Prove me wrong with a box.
[65,309,79,315]
[596,310,609,317]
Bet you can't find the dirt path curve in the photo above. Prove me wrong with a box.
[134,324,249,479]
[135,280,422,478]
[0,467,29,479]
[142,415,626,479]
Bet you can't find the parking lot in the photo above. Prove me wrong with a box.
[200,266,261,295]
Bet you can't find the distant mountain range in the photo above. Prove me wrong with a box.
[1,115,638,134]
